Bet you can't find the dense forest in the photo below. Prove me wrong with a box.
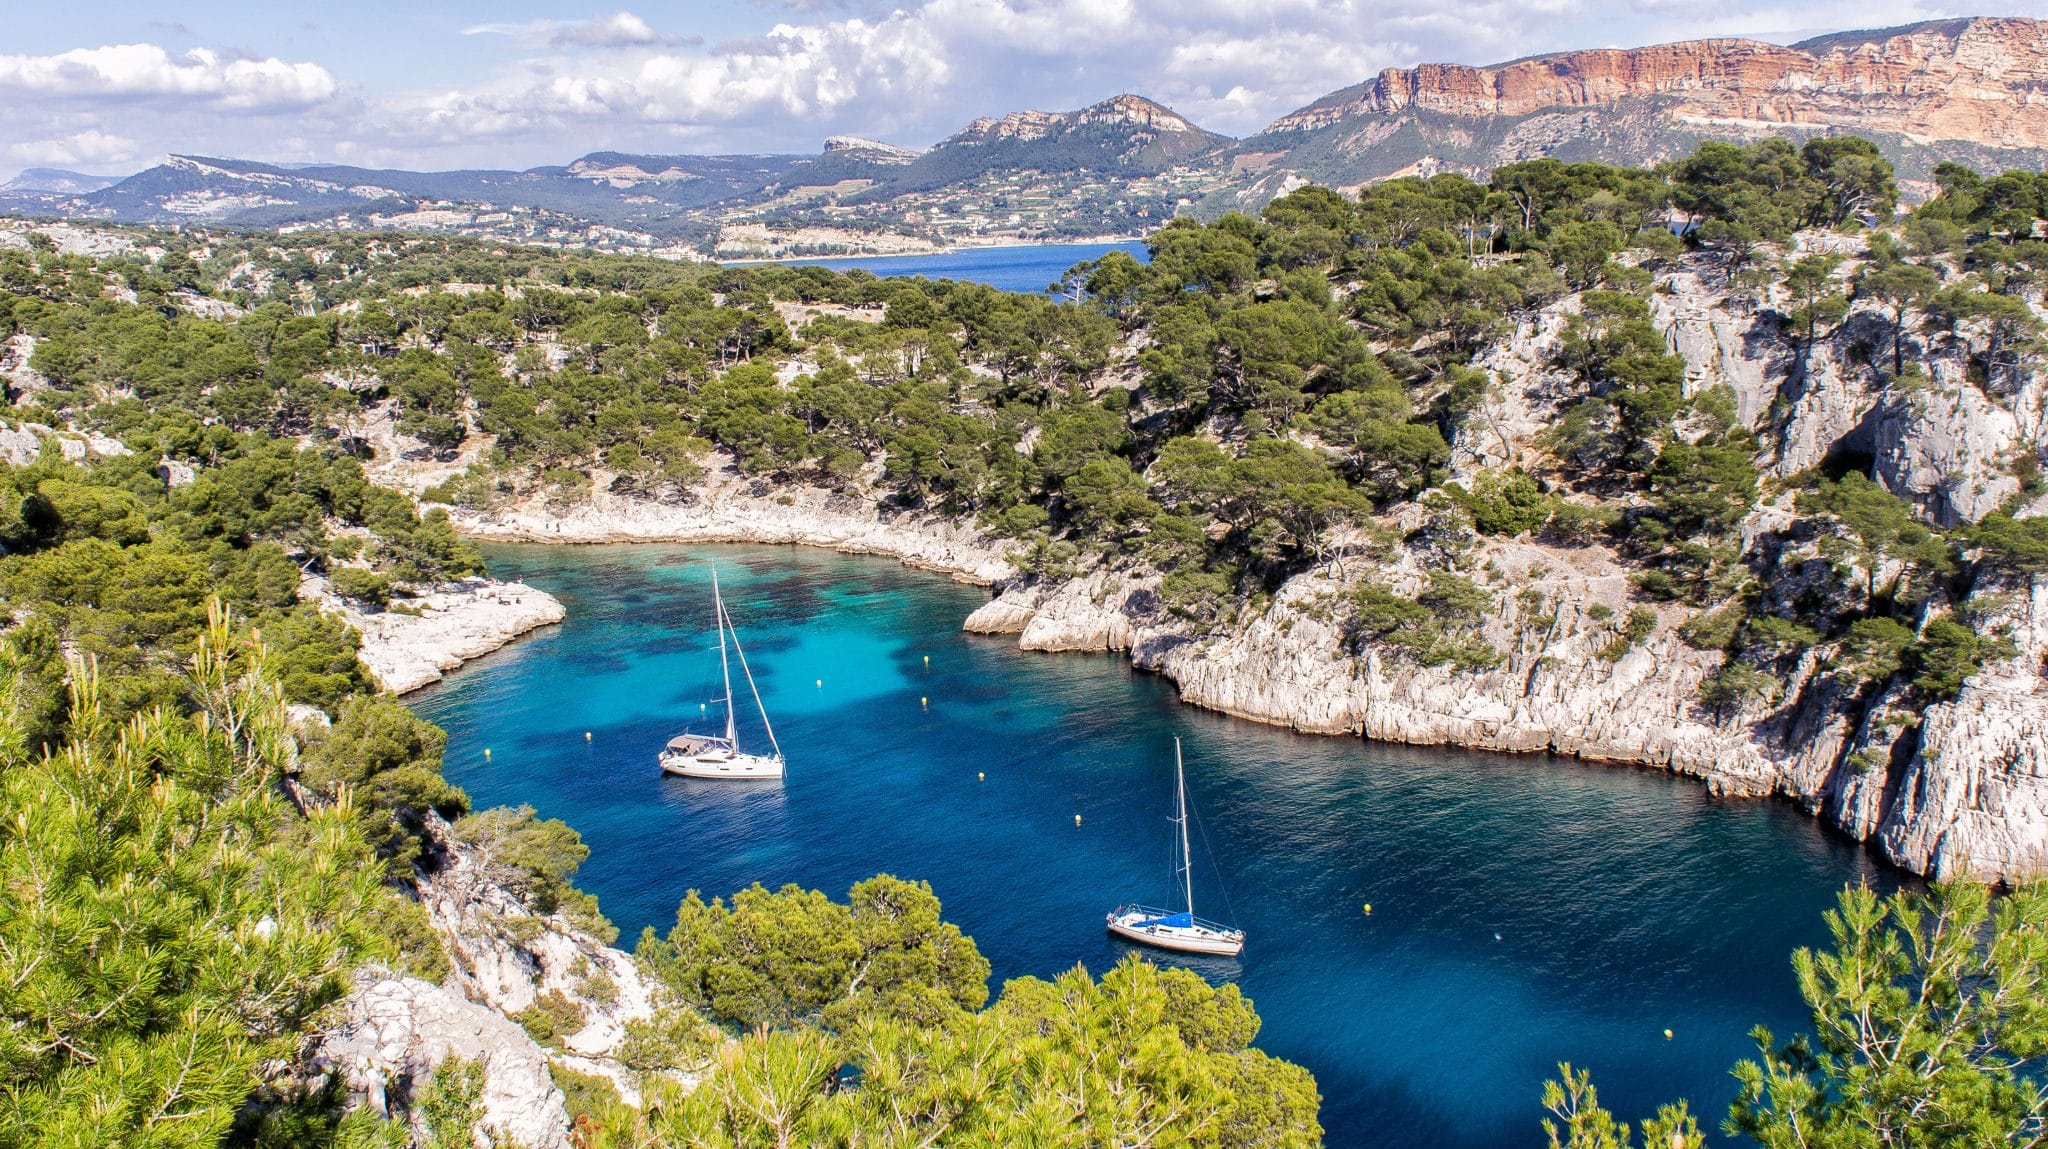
[6,131,2048,1145]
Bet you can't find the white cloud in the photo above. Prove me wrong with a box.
[0,43,337,109]
[395,0,1428,149]
[403,11,954,144]
[6,129,139,168]
[465,11,677,50]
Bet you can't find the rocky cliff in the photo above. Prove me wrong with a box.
[1272,19,2048,149]
[1244,16,2048,191]
[969,550,2048,884]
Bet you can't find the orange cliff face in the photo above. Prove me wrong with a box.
[1265,17,2048,151]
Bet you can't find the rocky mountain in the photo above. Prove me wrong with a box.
[1230,16,2048,203]
[7,18,2048,254]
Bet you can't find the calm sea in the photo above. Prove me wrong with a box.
[732,240,1149,294]
[409,544,1898,1148]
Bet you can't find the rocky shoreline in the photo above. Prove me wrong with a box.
[968,552,2048,884]
[444,471,1012,585]
[307,574,568,695]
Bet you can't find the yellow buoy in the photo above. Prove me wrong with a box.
[1363,904,1372,915]
[1074,814,1083,827]
[1664,1029,1674,1040]
[815,679,822,688]
[483,748,492,758]
[923,655,930,665]
[977,772,985,781]
[584,731,592,742]
[921,696,928,707]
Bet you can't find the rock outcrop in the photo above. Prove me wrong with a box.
[313,974,574,1149]
[0,422,130,467]
[311,814,703,1145]
[309,575,567,695]
[410,814,686,1105]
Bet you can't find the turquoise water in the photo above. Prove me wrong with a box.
[409,543,1900,1148]
[736,240,1149,294]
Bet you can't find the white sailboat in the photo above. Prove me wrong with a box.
[1107,739,1245,956]
[658,572,785,780]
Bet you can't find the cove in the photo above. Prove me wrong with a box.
[409,542,1902,1148]
[733,240,1149,294]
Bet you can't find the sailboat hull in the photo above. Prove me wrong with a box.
[658,748,784,779]
[658,735,783,779]
[1106,908,1245,956]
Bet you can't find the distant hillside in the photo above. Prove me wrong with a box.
[6,17,2048,253]
[862,94,1228,197]
[0,168,122,195]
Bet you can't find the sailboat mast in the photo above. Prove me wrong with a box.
[1177,738,1193,919]
[714,572,736,747]
[725,616,783,764]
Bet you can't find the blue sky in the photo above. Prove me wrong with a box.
[3,1,2040,177]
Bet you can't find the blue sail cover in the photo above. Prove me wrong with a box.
[1134,911,1196,929]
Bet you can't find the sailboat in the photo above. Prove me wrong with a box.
[657,572,785,780]
[1106,738,1245,956]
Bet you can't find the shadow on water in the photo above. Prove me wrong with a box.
[410,542,1905,1149]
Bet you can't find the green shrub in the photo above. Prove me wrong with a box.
[1835,617,1915,684]
[1599,605,1658,661]
[1744,615,1821,662]
[1681,604,1745,651]
[328,565,390,606]
[1349,576,1501,671]
[1910,616,2015,699]
[1449,469,1552,537]
[515,989,587,1049]
[1700,661,1781,713]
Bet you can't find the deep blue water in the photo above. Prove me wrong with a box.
[736,240,1149,294]
[409,543,1900,1149]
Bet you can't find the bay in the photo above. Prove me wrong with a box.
[409,542,1900,1148]
[733,240,1149,294]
